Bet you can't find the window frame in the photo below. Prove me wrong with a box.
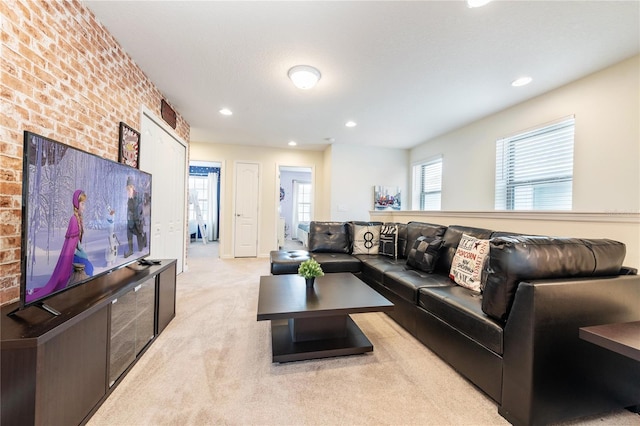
[495,116,575,211]
[412,155,443,211]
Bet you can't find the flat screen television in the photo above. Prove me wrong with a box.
[19,131,152,314]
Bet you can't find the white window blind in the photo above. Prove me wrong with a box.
[413,156,442,210]
[495,117,575,210]
[296,182,311,222]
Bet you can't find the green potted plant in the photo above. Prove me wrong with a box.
[298,258,324,287]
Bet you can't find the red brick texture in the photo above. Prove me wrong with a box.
[1,0,190,305]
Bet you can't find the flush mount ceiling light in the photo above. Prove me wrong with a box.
[467,0,492,8]
[288,141,297,146]
[345,121,357,128]
[288,65,321,90]
[511,76,533,87]
[219,108,233,116]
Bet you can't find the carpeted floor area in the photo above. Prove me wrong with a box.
[87,242,639,426]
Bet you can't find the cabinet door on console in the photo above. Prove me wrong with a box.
[109,276,157,387]
[157,261,177,334]
[109,289,137,387]
[135,277,156,355]
[39,306,109,425]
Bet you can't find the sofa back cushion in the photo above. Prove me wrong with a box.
[435,225,494,274]
[396,223,409,258]
[308,221,351,253]
[482,236,627,322]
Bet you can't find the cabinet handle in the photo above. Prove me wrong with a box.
[134,285,142,292]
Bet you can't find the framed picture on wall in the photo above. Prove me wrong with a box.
[374,186,401,210]
[118,121,140,169]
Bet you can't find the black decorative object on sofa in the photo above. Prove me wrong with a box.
[269,220,640,426]
[406,236,442,273]
[379,224,398,258]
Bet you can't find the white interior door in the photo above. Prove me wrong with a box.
[140,111,186,273]
[234,162,259,257]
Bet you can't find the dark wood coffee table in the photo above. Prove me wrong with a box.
[257,273,393,362]
[579,321,640,362]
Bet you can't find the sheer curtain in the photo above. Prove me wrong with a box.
[292,180,300,235]
[207,172,218,241]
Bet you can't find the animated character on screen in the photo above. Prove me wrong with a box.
[105,206,120,266]
[124,176,147,258]
[27,189,94,302]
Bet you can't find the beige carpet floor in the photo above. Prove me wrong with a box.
[88,242,639,426]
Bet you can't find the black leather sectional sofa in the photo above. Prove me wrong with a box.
[270,221,640,426]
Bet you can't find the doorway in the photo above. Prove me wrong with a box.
[188,161,220,243]
[278,165,313,249]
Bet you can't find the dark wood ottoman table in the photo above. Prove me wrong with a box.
[257,272,393,362]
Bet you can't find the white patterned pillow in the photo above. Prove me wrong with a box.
[449,234,490,293]
[352,225,381,255]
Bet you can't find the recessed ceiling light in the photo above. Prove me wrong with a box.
[288,141,297,146]
[511,76,532,87]
[345,121,357,128]
[467,0,492,8]
[219,108,233,116]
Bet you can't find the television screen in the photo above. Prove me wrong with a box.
[21,131,152,309]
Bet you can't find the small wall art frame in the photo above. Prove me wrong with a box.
[118,121,141,169]
[374,185,401,210]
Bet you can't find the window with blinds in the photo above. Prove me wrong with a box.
[296,182,312,222]
[413,156,442,210]
[495,117,575,210]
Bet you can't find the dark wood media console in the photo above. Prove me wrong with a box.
[1,259,177,426]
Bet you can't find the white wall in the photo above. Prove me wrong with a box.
[410,55,640,213]
[398,55,640,268]
[329,144,409,221]
[372,210,640,269]
[190,56,638,265]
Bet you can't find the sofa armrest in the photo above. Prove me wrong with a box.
[500,274,640,426]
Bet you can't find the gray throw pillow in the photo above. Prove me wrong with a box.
[406,236,443,273]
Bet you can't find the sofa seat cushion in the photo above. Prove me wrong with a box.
[383,269,453,304]
[356,254,406,284]
[311,252,362,273]
[270,250,310,275]
[418,286,504,355]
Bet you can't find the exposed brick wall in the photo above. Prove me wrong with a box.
[0,0,190,305]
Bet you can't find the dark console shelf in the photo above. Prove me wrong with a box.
[1,259,177,426]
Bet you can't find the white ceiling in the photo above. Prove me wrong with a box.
[83,1,639,151]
